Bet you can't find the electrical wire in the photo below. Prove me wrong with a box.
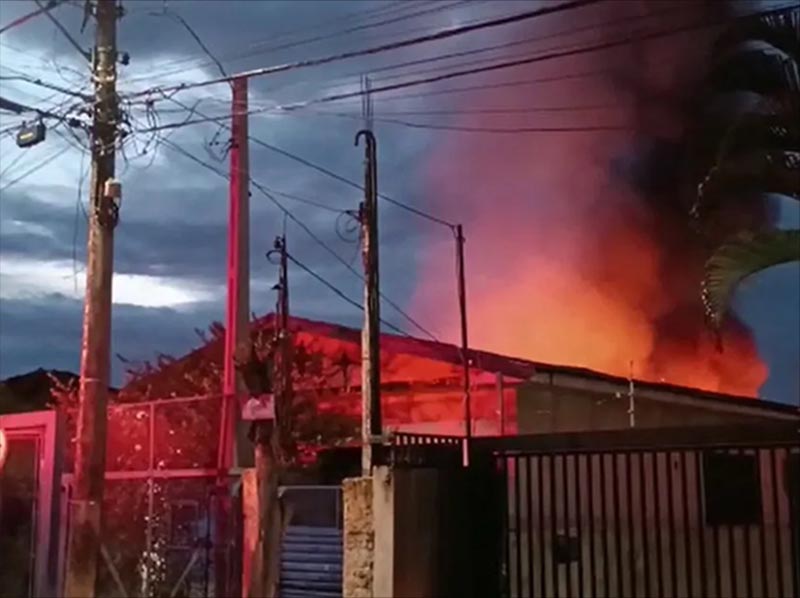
[320,103,618,116]
[133,2,797,132]
[333,68,618,104]
[326,1,682,86]
[71,147,89,293]
[0,147,29,179]
[213,1,470,68]
[305,111,630,134]
[0,142,64,192]
[249,133,455,228]
[160,137,440,342]
[267,188,351,215]
[33,0,90,61]
[0,72,93,100]
[161,96,455,228]
[149,9,229,79]
[0,0,66,35]
[124,0,469,85]
[285,251,412,338]
[1,40,85,82]
[124,0,601,98]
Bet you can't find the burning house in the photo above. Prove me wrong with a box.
[119,313,795,446]
[1,313,796,597]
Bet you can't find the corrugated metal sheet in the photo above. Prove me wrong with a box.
[280,525,342,598]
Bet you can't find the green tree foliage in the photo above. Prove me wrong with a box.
[696,8,800,326]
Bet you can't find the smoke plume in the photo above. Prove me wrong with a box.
[413,0,768,395]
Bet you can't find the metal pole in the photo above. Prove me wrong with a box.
[456,225,472,445]
[273,235,291,451]
[356,130,381,476]
[64,2,119,595]
[628,360,636,429]
[496,373,505,436]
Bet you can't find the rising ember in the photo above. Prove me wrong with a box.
[413,1,767,396]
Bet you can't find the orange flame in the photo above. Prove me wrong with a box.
[412,2,767,396]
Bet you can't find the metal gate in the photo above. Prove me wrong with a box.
[279,486,342,598]
[478,424,800,598]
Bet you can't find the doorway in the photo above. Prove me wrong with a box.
[0,411,62,598]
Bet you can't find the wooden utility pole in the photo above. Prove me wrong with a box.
[456,225,472,459]
[64,1,120,596]
[356,130,381,475]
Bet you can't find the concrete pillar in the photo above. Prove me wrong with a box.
[343,477,374,597]
[241,469,258,598]
[372,466,394,597]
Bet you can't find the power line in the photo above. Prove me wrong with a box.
[125,0,600,98]
[0,142,64,192]
[0,94,78,122]
[267,188,351,214]
[280,6,794,109]
[33,0,90,61]
[327,1,682,86]
[160,137,440,342]
[161,96,455,227]
[214,1,470,68]
[0,72,93,100]
[309,111,629,134]
[285,251,413,338]
[133,6,792,135]
[334,68,617,104]
[322,104,617,115]
[148,9,229,79]
[72,147,90,294]
[0,0,65,35]
[249,132,455,228]
[0,147,29,178]
[123,1,471,85]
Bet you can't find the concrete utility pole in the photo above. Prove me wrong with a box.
[221,75,250,598]
[222,76,251,467]
[356,130,381,475]
[64,1,120,596]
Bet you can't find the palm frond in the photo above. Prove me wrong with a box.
[703,229,800,326]
[714,8,800,64]
[698,149,800,208]
[710,47,799,96]
[718,98,800,156]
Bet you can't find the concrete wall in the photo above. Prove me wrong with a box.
[365,467,444,598]
[368,465,503,598]
[342,477,373,598]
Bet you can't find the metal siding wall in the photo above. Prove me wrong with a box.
[501,445,800,598]
[280,526,342,598]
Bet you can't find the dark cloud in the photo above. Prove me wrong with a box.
[0,292,219,382]
[0,0,797,404]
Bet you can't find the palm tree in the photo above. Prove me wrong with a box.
[696,7,799,326]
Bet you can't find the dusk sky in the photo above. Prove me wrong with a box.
[0,0,797,403]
